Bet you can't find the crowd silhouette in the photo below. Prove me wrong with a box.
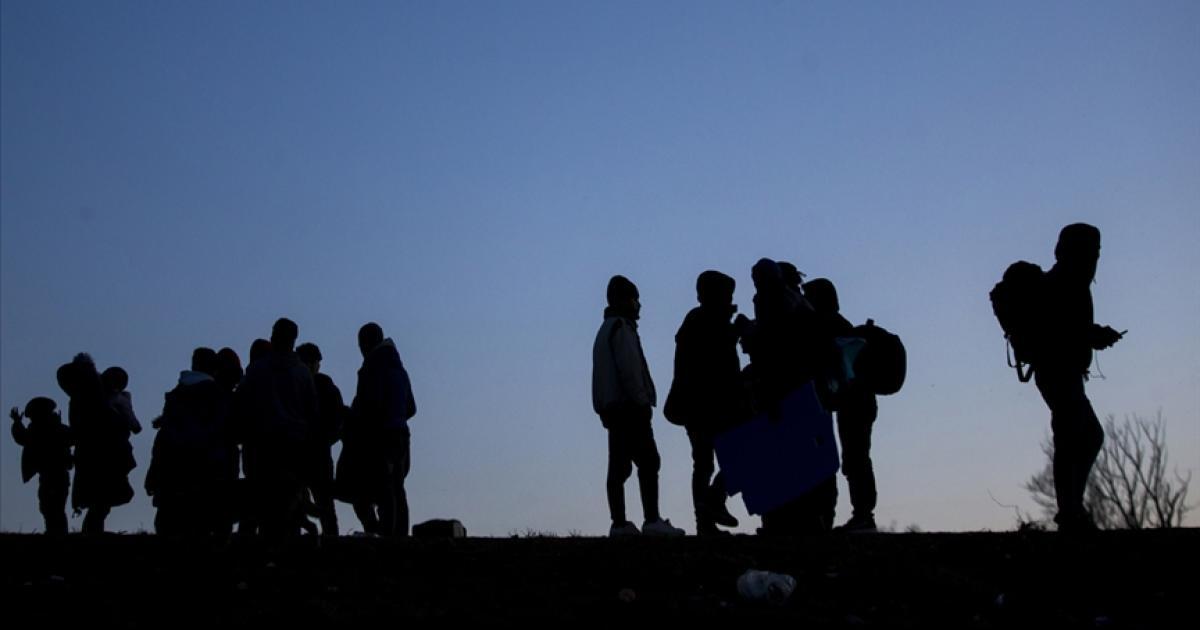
[9,224,1121,537]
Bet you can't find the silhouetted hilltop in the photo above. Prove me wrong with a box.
[4,530,1193,626]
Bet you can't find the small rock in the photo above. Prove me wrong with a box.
[617,588,636,603]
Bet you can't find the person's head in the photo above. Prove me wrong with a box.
[358,322,385,358]
[23,397,58,422]
[751,258,783,292]
[696,270,735,307]
[778,262,804,290]
[101,366,129,392]
[1054,223,1101,282]
[249,338,272,364]
[270,318,299,352]
[606,275,641,319]
[215,347,243,389]
[191,347,218,376]
[803,278,840,315]
[296,342,322,375]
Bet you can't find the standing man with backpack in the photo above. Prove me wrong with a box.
[1035,224,1124,532]
[592,275,685,537]
[993,224,1124,533]
[805,278,880,533]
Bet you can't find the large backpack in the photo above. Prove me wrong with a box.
[850,319,906,396]
[989,260,1046,382]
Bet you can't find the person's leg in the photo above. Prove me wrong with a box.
[379,435,411,537]
[837,393,878,523]
[687,429,716,529]
[629,418,662,523]
[353,503,380,534]
[39,476,69,535]
[83,505,110,534]
[605,418,635,525]
[1037,370,1102,528]
[310,451,339,536]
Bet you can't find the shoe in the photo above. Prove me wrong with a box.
[642,518,686,537]
[696,523,732,537]
[1054,511,1098,534]
[609,521,640,537]
[709,503,739,528]
[836,515,877,533]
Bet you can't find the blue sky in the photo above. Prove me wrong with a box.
[2,1,1197,534]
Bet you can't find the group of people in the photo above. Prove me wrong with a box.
[11,224,1122,537]
[591,222,1123,537]
[9,319,417,538]
[592,259,883,538]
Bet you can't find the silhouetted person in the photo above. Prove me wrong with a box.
[215,347,244,393]
[806,277,879,532]
[212,347,243,534]
[145,348,229,535]
[741,260,835,535]
[234,319,318,538]
[248,338,272,367]
[592,275,685,537]
[102,367,143,439]
[666,270,744,536]
[10,398,73,535]
[1036,224,1123,532]
[57,353,136,534]
[297,342,344,536]
[740,259,813,416]
[341,323,416,537]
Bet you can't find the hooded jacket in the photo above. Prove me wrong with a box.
[592,308,657,415]
[350,338,416,438]
[145,370,232,498]
[665,304,743,429]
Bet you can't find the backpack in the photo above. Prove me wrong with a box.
[989,261,1046,382]
[849,319,906,396]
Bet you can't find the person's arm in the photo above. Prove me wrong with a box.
[1090,324,1124,350]
[611,323,652,408]
[10,408,27,446]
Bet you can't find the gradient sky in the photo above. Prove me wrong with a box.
[2,1,1197,535]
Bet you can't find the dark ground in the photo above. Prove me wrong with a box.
[3,530,1196,627]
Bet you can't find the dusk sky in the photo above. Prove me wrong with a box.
[2,1,1197,535]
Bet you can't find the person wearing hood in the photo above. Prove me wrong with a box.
[57,353,135,534]
[145,347,228,535]
[1035,224,1124,533]
[805,277,880,532]
[592,275,685,537]
[234,318,319,538]
[664,270,745,536]
[10,397,73,535]
[339,322,416,537]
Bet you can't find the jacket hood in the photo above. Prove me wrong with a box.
[365,338,404,368]
[178,370,215,387]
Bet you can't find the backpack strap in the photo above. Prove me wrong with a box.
[1006,339,1035,383]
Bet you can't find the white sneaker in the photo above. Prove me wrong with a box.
[609,521,641,537]
[641,518,686,537]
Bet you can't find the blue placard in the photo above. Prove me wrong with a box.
[714,383,840,515]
